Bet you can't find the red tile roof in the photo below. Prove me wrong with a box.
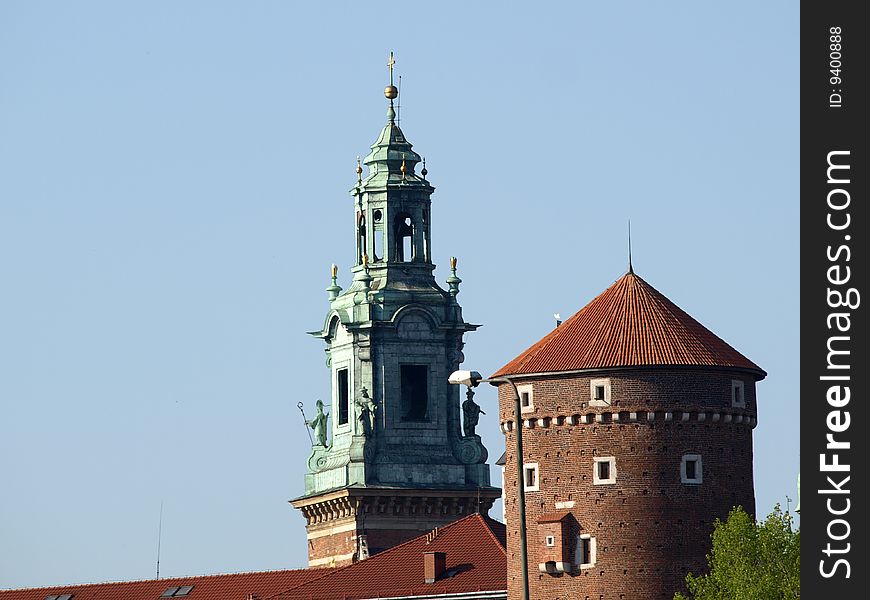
[493,271,765,379]
[0,568,329,600]
[0,515,506,600]
[536,511,572,524]
[272,513,506,599]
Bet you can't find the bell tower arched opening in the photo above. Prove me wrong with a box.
[394,212,414,262]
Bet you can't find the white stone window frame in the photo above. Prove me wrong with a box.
[545,535,556,547]
[590,378,611,407]
[523,462,540,491]
[593,456,616,485]
[731,379,746,408]
[576,534,597,569]
[681,454,703,485]
[518,383,535,414]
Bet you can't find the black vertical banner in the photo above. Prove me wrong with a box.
[802,2,869,597]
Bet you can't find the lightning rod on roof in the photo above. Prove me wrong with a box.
[628,219,634,274]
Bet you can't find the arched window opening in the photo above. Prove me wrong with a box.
[394,213,414,262]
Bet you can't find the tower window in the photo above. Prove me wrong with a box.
[337,368,350,425]
[681,454,703,484]
[371,209,384,261]
[373,226,383,262]
[400,364,428,421]
[523,463,539,491]
[358,214,367,265]
[731,380,745,407]
[593,457,616,485]
[518,384,534,413]
[422,209,430,262]
[590,378,611,406]
[545,535,556,547]
[394,213,414,262]
[576,534,596,568]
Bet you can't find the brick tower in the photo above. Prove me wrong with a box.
[492,269,765,599]
[291,58,499,568]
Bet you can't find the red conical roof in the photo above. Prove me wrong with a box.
[493,271,765,379]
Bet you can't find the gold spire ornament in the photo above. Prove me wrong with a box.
[400,154,407,179]
[331,263,338,279]
[356,156,363,182]
[450,256,457,270]
[385,51,398,99]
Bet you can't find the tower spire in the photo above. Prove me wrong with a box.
[298,59,496,569]
[385,51,398,123]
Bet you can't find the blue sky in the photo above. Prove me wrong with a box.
[0,1,798,589]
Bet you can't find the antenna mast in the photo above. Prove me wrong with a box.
[156,500,163,579]
[397,75,402,125]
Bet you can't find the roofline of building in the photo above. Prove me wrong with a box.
[365,591,506,600]
[0,568,319,594]
[290,485,502,507]
[491,363,767,383]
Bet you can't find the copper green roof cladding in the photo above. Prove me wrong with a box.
[493,271,766,379]
[352,105,429,192]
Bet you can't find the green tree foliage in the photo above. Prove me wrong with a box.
[675,505,800,600]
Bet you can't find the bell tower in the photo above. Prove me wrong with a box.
[291,55,500,568]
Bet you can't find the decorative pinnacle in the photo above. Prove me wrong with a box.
[401,154,407,179]
[421,157,428,178]
[628,219,634,274]
[446,256,461,302]
[326,263,342,301]
[356,156,362,183]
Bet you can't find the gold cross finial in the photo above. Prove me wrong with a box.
[388,51,395,86]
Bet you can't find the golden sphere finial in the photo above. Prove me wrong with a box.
[384,85,398,99]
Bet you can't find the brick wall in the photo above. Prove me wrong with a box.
[498,368,759,600]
